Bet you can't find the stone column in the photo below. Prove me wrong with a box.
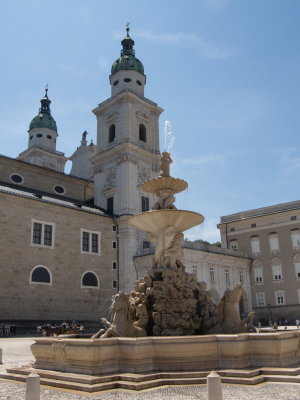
[207,370,223,400]
[25,372,40,400]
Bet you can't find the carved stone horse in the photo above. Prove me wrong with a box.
[92,292,146,339]
[208,284,257,334]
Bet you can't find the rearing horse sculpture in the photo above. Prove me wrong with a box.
[91,292,146,339]
[207,284,257,334]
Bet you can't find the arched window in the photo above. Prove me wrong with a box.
[81,271,99,288]
[139,124,146,142]
[109,124,115,143]
[30,265,52,285]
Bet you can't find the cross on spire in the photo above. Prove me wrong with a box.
[126,22,130,37]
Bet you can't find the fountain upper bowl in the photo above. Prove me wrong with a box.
[129,209,204,235]
[141,177,188,194]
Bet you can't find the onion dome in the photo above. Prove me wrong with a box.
[111,26,144,75]
[29,88,57,132]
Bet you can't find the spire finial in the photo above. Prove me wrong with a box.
[45,84,48,98]
[126,22,130,37]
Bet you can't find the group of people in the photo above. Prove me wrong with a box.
[37,321,84,336]
[0,322,16,336]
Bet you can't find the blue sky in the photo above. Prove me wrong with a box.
[1,0,300,242]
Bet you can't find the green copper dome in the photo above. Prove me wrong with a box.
[111,28,144,75]
[29,89,57,133]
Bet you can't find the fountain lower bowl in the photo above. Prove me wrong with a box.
[129,209,204,234]
[30,331,300,375]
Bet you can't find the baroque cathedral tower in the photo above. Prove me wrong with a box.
[91,27,163,291]
[18,88,68,172]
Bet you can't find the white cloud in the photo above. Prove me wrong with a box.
[115,30,234,59]
[181,153,225,166]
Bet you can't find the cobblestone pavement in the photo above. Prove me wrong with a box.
[0,338,300,400]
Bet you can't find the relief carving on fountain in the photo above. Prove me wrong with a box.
[93,152,255,338]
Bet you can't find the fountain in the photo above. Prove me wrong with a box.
[3,152,300,391]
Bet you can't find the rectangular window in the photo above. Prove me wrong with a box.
[209,267,215,282]
[112,224,117,232]
[112,241,117,249]
[291,231,300,248]
[254,267,263,283]
[295,263,300,278]
[33,222,42,244]
[112,280,118,289]
[107,197,114,214]
[256,292,265,306]
[112,261,117,270]
[269,235,279,252]
[192,265,197,275]
[251,237,260,254]
[143,240,150,249]
[31,220,54,248]
[239,272,244,283]
[91,233,98,253]
[291,216,297,221]
[251,223,256,228]
[272,264,282,280]
[81,229,101,255]
[275,290,285,305]
[141,196,149,212]
[225,270,230,283]
[230,227,235,232]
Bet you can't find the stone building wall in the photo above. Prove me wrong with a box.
[0,190,117,322]
[218,202,300,322]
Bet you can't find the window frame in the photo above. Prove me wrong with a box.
[109,124,116,143]
[112,280,118,289]
[291,229,300,249]
[230,239,238,250]
[225,270,230,283]
[256,292,265,307]
[81,270,100,289]
[80,229,101,255]
[139,123,147,142]
[269,233,279,252]
[275,290,285,305]
[254,267,263,283]
[141,196,149,212]
[250,236,260,255]
[10,173,24,184]
[31,219,55,249]
[294,262,300,279]
[272,264,283,281]
[29,265,52,286]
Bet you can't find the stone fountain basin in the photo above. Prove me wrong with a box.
[141,177,188,194]
[129,209,204,234]
[30,332,300,375]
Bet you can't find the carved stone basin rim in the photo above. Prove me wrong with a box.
[129,209,204,234]
[141,177,188,195]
